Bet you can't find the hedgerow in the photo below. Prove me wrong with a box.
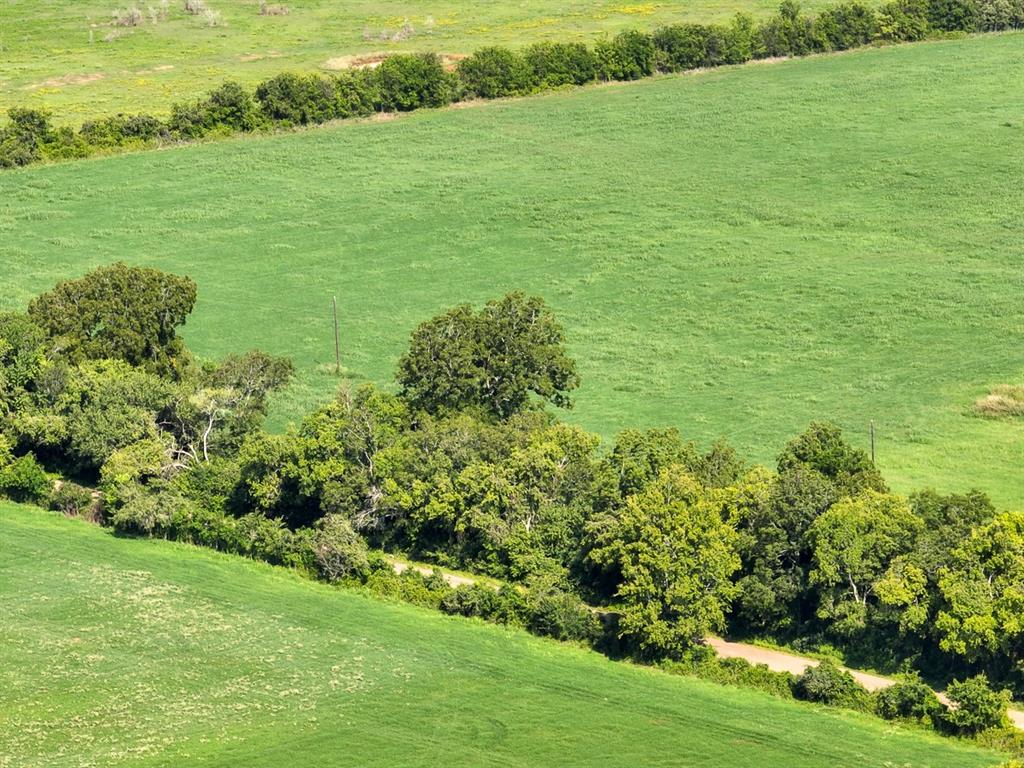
[2,2,1021,170]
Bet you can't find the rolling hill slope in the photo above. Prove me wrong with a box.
[1,34,1022,507]
[0,502,1004,767]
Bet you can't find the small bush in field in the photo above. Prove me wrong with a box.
[0,454,50,503]
[49,482,99,520]
[941,674,1010,734]
[792,660,872,711]
[875,675,946,724]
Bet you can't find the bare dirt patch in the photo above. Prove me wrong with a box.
[23,72,105,90]
[239,50,283,62]
[322,52,466,71]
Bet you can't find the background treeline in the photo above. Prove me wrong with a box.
[1,264,1022,756]
[3,0,1023,169]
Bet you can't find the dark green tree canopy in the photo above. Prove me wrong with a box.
[777,421,886,497]
[397,292,579,420]
[27,262,197,379]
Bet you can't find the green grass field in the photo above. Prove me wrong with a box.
[1,34,1022,508]
[0,0,840,124]
[0,501,1005,767]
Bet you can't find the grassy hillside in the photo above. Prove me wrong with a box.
[1,34,1022,508]
[0,502,1004,767]
[0,0,840,124]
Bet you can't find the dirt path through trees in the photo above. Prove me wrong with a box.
[389,557,1024,729]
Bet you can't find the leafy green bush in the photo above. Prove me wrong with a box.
[977,0,1024,29]
[654,24,726,71]
[49,482,98,519]
[792,660,872,711]
[457,47,535,99]
[759,0,820,56]
[0,108,55,168]
[0,453,50,503]
[877,0,932,39]
[874,675,946,723]
[255,73,338,125]
[813,2,880,49]
[522,42,598,88]
[941,674,1010,734]
[440,583,501,617]
[662,647,797,699]
[376,53,453,112]
[927,0,981,29]
[526,582,601,643]
[595,30,657,81]
[79,113,166,148]
[312,514,370,581]
[111,488,191,536]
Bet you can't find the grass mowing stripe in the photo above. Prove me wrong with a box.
[0,502,1004,767]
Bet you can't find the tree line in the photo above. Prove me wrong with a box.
[2,0,1022,169]
[1,264,1022,755]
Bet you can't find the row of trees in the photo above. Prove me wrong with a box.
[1,265,1022,739]
[4,0,1023,169]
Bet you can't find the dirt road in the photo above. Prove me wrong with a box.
[389,557,1024,730]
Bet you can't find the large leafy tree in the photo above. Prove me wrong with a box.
[397,292,578,419]
[28,262,197,379]
[730,466,838,633]
[807,490,922,636]
[936,513,1024,677]
[593,468,740,658]
[778,421,886,498]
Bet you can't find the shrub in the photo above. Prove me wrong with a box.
[720,13,763,64]
[110,487,192,536]
[522,42,597,88]
[525,581,601,643]
[595,30,657,81]
[977,0,1024,28]
[255,73,346,126]
[456,47,534,99]
[0,454,50,503]
[440,583,501,617]
[376,53,453,112]
[926,0,981,29]
[49,482,98,519]
[171,81,261,137]
[0,108,55,169]
[792,660,872,710]
[662,648,797,699]
[332,70,381,118]
[79,113,166,147]
[759,0,820,56]
[312,514,370,581]
[877,0,931,40]
[813,2,880,50]
[653,23,727,71]
[875,675,946,723]
[942,674,1010,734]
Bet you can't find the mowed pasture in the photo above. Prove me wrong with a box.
[0,0,841,124]
[1,34,1022,507]
[0,502,1005,767]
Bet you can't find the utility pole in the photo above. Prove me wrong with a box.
[869,420,876,464]
[332,296,341,375]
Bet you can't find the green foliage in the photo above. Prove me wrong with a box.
[877,0,932,39]
[654,24,728,70]
[398,292,578,419]
[936,513,1024,671]
[664,649,798,699]
[48,481,97,519]
[807,491,922,636]
[759,0,819,55]
[875,674,946,723]
[27,262,197,378]
[376,53,453,112]
[522,42,598,88]
[778,421,886,498]
[457,47,535,98]
[313,513,370,581]
[792,660,872,711]
[813,2,880,48]
[594,468,740,658]
[927,0,981,29]
[0,108,54,168]
[170,81,262,138]
[942,674,1011,734]
[0,453,50,503]
[595,30,658,81]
